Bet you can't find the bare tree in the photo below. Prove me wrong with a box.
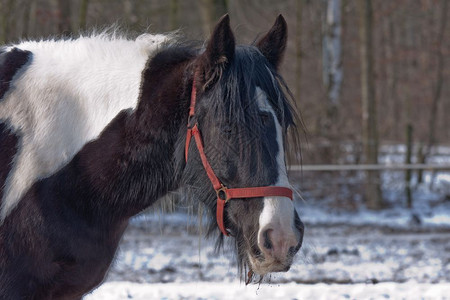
[0,0,15,44]
[295,0,303,102]
[79,0,89,31]
[0,0,5,44]
[322,0,342,106]
[357,0,383,209]
[320,0,343,163]
[169,0,179,30]
[419,0,448,172]
[382,10,400,141]
[56,0,72,35]
[199,0,227,36]
[403,8,416,208]
[123,0,140,30]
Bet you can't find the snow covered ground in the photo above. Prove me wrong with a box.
[85,221,450,299]
[86,281,450,300]
[85,213,450,299]
[85,147,450,299]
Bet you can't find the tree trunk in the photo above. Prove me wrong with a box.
[295,0,303,102]
[402,5,416,207]
[56,0,72,36]
[383,15,399,140]
[0,1,5,44]
[405,123,413,208]
[200,0,228,36]
[169,0,179,30]
[21,0,34,39]
[321,0,342,163]
[357,0,383,209]
[123,0,136,30]
[0,0,14,44]
[418,0,448,177]
[322,0,342,106]
[79,0,89,31]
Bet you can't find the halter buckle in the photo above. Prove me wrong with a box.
[187,115,196,129]
[216,185,230,203]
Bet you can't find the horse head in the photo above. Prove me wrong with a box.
[182,15,304,280]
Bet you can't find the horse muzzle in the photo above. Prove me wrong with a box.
[249,216,304,275]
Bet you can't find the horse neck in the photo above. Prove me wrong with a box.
[70,59,191,222]
[123,62,191,214]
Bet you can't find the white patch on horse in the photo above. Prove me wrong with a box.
[0,33,171,221]
[254,87,297,272]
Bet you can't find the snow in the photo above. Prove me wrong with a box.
[85,281,450,300]
[87,218,450,299]
[297,202,450,228]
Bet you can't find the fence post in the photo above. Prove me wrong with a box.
[405,124,413,208]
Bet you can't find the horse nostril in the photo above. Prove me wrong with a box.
[263,229,273,250]
[258,226,301,260]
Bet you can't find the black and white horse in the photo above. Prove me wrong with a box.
[0,15,304,299]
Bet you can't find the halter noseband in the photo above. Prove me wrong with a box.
[185,75,293,236]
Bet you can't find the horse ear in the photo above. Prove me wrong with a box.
[199,14,235,88]
[256,14,288,69]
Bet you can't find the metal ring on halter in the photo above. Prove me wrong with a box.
[216,185,230,203]
[187,116,196,129]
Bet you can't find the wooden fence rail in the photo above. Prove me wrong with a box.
[288,164,450,172]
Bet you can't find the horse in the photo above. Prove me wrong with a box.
[0,15,304,299]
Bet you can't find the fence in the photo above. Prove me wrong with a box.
[288,164,450,172]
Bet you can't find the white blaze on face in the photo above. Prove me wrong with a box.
[254,87,297,268]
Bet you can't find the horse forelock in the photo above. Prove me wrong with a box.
[0,32,174,221]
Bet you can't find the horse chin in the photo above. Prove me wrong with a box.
[247,253,293,276]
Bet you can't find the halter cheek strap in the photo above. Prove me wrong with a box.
[185,76,293,236]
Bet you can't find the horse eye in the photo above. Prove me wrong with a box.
[259,112,271,126]
[223,124,232,137]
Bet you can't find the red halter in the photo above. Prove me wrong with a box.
[185,76,293,236]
